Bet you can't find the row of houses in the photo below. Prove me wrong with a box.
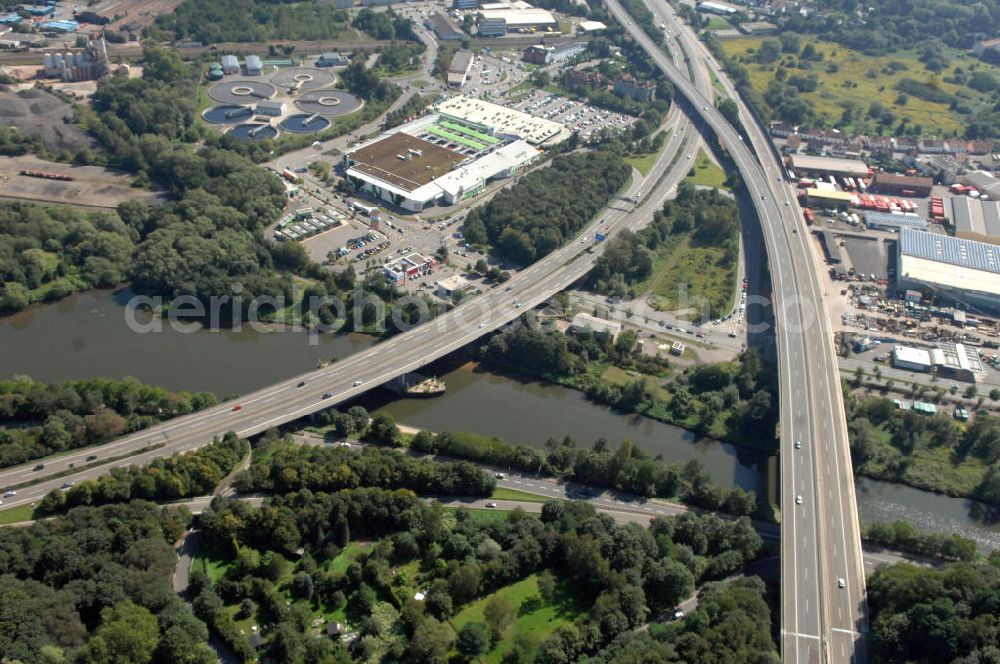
[771,123,994,158]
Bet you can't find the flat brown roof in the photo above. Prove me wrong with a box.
[348,133,465,192]
[872,172,933,188]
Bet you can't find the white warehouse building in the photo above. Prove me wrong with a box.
[342,108,546,212]
[896,227,1000,315]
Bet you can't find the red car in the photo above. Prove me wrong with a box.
[232,404,243,412]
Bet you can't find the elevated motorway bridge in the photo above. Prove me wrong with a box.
[607,1,869,661]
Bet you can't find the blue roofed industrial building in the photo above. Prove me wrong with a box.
[40,19,79,32]
[896,227,1000,314]
[864,212,928,232]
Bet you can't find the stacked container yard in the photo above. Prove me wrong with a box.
[930,197,946,222]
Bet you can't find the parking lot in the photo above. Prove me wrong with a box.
[840,236,890,280]
[512,90,636,139]
[462,52,528,96]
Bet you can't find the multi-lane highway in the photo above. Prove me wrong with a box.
[0,90,707,514]
[607,2,868,662]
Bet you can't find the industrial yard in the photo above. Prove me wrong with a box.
[0,155,163,209]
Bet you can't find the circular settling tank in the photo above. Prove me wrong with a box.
[295,89,364,116]
[270,67,336,92]
[202,104,254,124]
[279,113,332,133]
[207,80,276,105]
[228,123,279,141]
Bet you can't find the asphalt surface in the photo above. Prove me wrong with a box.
[609,2,868,661]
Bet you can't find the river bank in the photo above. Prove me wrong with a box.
[3,288,1000,548]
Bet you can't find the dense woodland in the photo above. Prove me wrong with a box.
[0,203,135,311]
[233,438,497,498]
[586,576,778,663]
[145,0,353,43]
[479,324,779,453]
[588,184,739,309]
[193,489,769,662]
[0,376,216,468]
[784,0,1000,54]
[409,427,761,518]
[75,48,293,310]
[462,152,630,265]
[867,557,1000,663]
[39,433,248,514]
[12,47,419,331]
[847,392,1000,515]
[0,501,209,663]
[864,520,979,563]
[353,9,416,41]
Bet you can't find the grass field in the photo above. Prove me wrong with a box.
[0,503,38,525]
[645,235,737,320]
[445,507,518,526]
[704,16,730,31]
[490,487,551,503]
[601,365,670,400]
[193,551,232,583]
[717,37,1000,136]
[450,573,585,663]
[327,541,365,575]
[685,148,727,190]
[626,150,660,176]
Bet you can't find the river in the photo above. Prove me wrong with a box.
[0,288,374,396]
[359,361,771,495]
[3,289,1000,548]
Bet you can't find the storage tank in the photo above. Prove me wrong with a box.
[43,52,53,72]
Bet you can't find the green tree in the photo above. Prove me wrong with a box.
[483,594,516,643]
[537,570,556,602]
[80,601,160,664]
[456,621,490,658]
[365,412,401,446]
[406,617,454,663]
